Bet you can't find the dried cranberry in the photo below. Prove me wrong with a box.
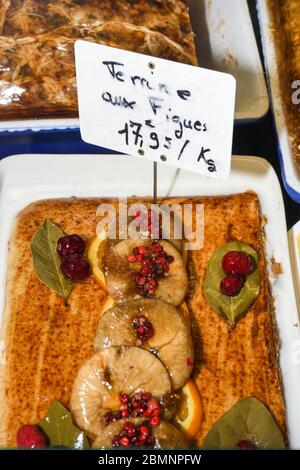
[222,251,253,276]
[17,425,47,449]
[61,254,91,281]
[57,234,85,257]
[220,274,244,297]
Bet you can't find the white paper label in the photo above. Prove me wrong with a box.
[75,40,236,179]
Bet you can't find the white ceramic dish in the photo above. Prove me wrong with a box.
[0,154,298,447]
[0,0,268,133]
[257,0,300,202]
[288,221,300,316]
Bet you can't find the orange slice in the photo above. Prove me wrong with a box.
[174,379,203,439]
[87,230,108,290]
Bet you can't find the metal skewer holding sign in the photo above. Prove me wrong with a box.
[75,40,236,192]
[153,162,157,205]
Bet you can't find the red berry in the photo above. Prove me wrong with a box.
[137,407,146,416]
[120,394,129,404]
[132,400,141,409]
[147,280,158,289]
[139,433,148,443]
[17,425,46,449]
[121,409,129,418]
[57,234,85,257]
[236,439,257,449]
[119,437,130,447]
[220,274,244,297]
[137,277,146,286]
[137,325,146,335]
[222,251,253,276]
[112,436,120,447]
[141,267,150,276]
[142,393,151,401]
[139,426,150,436]
[147,397,158,408]
[124,422,135,432]
[150,416,160,427]
[127,255,136,263]
[143,408,152,417]
[127,429,136,438]
[61,254,91,281]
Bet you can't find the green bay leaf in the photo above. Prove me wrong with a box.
[39,400,90,449]
[31,218,74,301]
[204,397,285,449]
[203,241,260,326]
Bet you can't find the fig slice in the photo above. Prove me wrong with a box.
[104,239,188,306]
[92,418,187,449]
[70,347,171,438]
[94,299,193,390]
[204,397,285,449]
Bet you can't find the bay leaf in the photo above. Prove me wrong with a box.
[204,397,285,449]
[39,400,90,449]
[203,241,260,326]
[31,219,74,301]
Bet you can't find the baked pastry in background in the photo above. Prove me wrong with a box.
[269,0,300,171]
[0,0,198,120]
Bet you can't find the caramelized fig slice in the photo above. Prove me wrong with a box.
[94,299,193,390]
[70,347,171,438]
[104,239,188,306]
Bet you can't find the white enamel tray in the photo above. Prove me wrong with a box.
[257,0,300,202]
[0,154,298,447]
[0,0,268,133]
[288,221,300,316]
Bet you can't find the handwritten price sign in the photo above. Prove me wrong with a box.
[75,41,236,178]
